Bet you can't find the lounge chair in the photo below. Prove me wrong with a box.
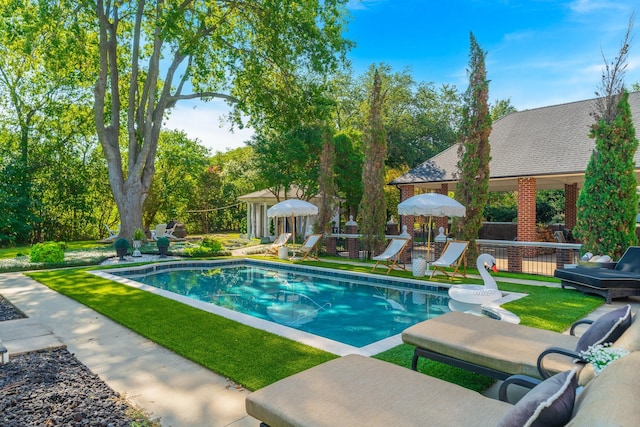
[371,238,410,274]
[554,246,640,303]
[164,223,178,239]
[429,240,469,279]
[289,234,322,261]
[103,224,119,241]
[245,351,640,427]
[401,305,634,381]
[264,232,292,256]
[151,224,166,240]
[151,223,179,241]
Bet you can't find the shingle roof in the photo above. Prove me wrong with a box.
[391,92,640,191]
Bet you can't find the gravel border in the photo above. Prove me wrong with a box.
[0,294,158,426]
[0,295,27,322]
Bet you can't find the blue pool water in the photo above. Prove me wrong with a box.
[109,261,451,348]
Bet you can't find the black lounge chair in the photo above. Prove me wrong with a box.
[554,246,640,303]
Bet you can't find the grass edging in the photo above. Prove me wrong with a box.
[27,260,602,392]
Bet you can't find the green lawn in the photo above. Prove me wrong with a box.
[0,240,107,257]
[26,257,603,393]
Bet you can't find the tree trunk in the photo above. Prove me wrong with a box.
[113,180,147,241]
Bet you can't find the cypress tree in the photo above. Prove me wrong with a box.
[359,69,387,256]
[574,19,638,260]
[575,91,638,258]
[454,33,492,261]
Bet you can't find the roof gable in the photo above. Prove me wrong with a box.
[391,92,640,189]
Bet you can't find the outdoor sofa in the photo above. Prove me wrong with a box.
[401,306,635,381]
[554,246,640,303]
[245,350,640,427]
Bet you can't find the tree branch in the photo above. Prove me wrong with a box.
[168,91,240,104]
[594,12,634,122]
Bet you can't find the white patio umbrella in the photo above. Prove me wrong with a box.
[267,199,318,244]
[397,193,466,250]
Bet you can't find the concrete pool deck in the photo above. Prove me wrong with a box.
[1,260,639,426]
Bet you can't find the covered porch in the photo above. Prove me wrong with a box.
[391,92,640,250]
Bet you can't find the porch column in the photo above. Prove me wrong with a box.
[262,202,269,237]
[245,203,251,238]
[517,177,537,258]
[398,184,415,263]
[564,183,578,232]
[250,203,257,238]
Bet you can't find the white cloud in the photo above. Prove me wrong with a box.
[346,0,388,11]
[163,100,254,153]
[569,0,624,13]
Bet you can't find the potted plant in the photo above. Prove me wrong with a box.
[156,236,170,257]
[114,238,130,261]
[132,228,145,257]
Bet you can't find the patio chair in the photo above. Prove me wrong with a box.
[246,351,640,427]
[429,240,469,279]
[371,238,410,274]
[151,223,181,241]
[151,224,167,241]
[164,223,178,240]
[264,232,292,256]
[401,305,634,381]
[289,234,322,261]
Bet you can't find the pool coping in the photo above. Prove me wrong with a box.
[90,258,521,356]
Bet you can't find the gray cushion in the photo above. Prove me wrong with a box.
[575,305,631,352]
[498,369,578,427]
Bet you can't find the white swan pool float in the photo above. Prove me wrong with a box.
[448,254,502,305]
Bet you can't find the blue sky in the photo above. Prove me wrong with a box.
[165,0,640,152]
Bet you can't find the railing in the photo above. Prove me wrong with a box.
[475,239,582,277]
[324,233,583,277]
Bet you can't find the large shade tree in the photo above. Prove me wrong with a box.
[91,0,351,239]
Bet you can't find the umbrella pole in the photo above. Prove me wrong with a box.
[427,215,432,258]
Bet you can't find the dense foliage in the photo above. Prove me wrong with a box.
[0,1,108,245]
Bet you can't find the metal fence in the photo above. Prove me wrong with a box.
[475,239,583,277]
[327,233,583,277]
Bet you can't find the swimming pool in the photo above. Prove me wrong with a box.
[93,259,452,355]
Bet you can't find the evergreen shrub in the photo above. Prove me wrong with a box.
[30,241,65,263]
